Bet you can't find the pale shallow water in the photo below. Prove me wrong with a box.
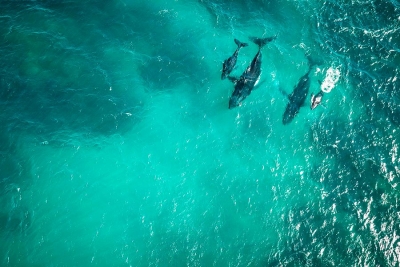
[0,0,399,266]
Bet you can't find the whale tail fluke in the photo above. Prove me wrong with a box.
[234,39,248,48]
[250,35,277,49]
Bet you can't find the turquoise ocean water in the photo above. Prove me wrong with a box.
[1,0,400,266]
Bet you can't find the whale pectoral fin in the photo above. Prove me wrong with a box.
[279,87,290,100]
[252,79,265,90]
[227,76,239,84]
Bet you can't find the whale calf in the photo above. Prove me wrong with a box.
[228,36,276,109]
[221,39,248,80]
[282,56,317,124]
[310,90,324,110]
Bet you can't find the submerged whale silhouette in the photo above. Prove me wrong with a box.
[221,39,248,80]
[228,36,276,109]
[282,56,318,124]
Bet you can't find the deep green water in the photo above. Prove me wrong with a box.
[1,0,400,266]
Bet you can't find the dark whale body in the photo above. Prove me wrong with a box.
[221,39,248,80]
[228,36,276,109]
[283,57,317,124]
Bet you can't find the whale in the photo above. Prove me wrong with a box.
[310,90,324,110]
[221,39,248,80]
[228,36,276,109]
[282,56,317,124]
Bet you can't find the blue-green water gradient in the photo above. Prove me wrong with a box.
[1,0,400,266]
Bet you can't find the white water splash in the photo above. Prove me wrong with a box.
[321,67,341,93]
